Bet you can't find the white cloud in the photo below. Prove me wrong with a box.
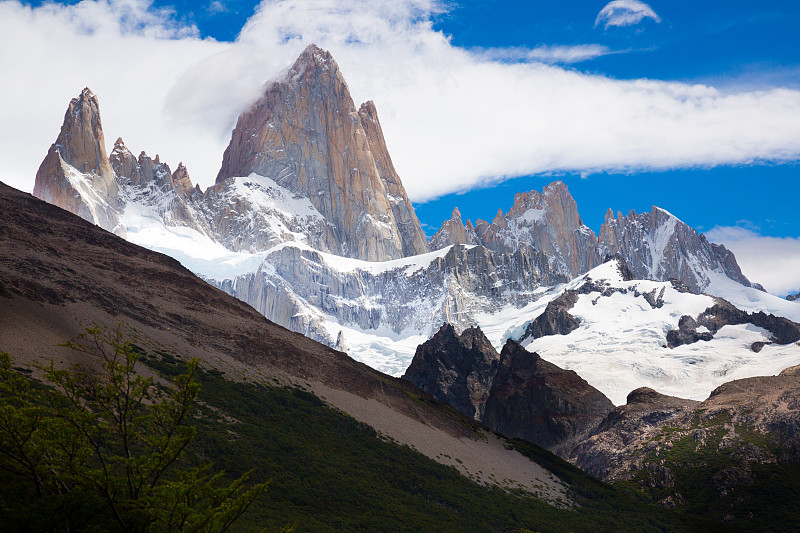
[473,44,612,64]
[2,0,800,205]
[706,226,800,297]
[595,0,661,29]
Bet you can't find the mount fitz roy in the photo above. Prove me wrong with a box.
[32,44,800,404]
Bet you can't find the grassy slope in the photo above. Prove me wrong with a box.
[144,351,717,533]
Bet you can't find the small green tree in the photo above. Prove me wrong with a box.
[0,326,267,532]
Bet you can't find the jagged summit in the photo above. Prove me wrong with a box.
[435,181,601,278]
[28,56,785,400]
[214,44,428,261]
[430,207,479,250]
[599,205,752,292]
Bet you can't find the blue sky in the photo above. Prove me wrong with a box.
[2,0,800,294]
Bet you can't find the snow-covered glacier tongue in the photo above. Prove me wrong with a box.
[31,44,800,406]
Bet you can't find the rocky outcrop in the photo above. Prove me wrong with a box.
[469,182,601,278]
[429,208,479,250]
[570,388,700,479]
[666,298,800,349]
[599,206,753,293]
[518,291,581,343]
[788,292,800,302]
[214,44,426,261]
[665,315,714,348]
[402,328,614,452]
[402,324,500,420]
[483,340,615,452]
[570,370,800,523]
[33,88,121,233]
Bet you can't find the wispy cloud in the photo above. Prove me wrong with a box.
[706,225,800,296]
[474,44,612,64]
[207,1,228,15]
[1,0,800,205]
[595,0,661,29]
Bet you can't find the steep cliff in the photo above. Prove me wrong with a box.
[214,44,426,261]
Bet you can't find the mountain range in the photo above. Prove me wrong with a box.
[6,42,800,530]
[30,44,800,406]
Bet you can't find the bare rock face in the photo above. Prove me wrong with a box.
[483,340,615,452]
[472,182,601,278]
[171,162,194,197]
[33,88,121,232]
[599,206,753,293]
[215,44,425,261]
[357,100,429,257]
[215,242,566,349]
[402,324,500,420]
[430,208,479,250]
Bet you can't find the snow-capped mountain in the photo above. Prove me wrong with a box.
[515,257,800,404]
[31,44,799,404]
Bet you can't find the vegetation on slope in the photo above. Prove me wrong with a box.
[0,327,265,533]
[0,328,720,532]
[142,347,715,532]
[613,410,800,531]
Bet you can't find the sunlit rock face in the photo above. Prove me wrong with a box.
[33,88,121,233]
[215,44,428,262]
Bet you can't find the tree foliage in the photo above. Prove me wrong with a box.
[0,326,266,533]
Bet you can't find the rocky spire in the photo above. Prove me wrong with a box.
[33,88,121,232]
[402,323,500,420]
[429,207,479,250]
[171,162,194,197]
[214,43,424,262]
